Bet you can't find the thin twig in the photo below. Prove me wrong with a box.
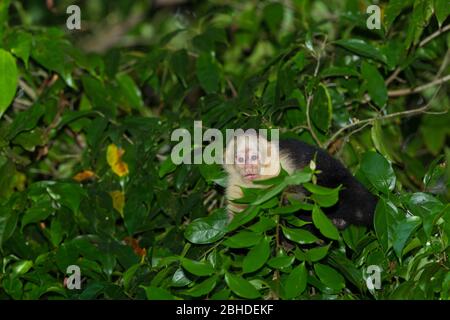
[419,24,450,47]
[18,79,37,101]
[335,122,371,157]
[305,39,326,147]
[387,75,450,97]
[324,90,445,149]
[386,24,450,85]
[350,73,449,106]
[385,67,401,85]
[226,78,237,98]
[305,94,322,147]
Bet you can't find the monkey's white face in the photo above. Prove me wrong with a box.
[235,147,261,182]
[224,133,281,184]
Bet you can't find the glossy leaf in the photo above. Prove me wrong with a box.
[242,237,271,273]
[283,263,307,299]
[224,273,260,299]
[0,49,18,117]
[312,206,339,240]
[181,259,215,276]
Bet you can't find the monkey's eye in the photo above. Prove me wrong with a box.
[237,157,245,163]
[251,155,258,161]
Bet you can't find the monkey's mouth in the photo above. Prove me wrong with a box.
[244,173,259,181]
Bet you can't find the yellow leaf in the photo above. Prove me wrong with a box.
[110,190,125,217]
[73,170,96,182]
[13,172,26,191]
[107,144,129,177]
[113,161,129,177]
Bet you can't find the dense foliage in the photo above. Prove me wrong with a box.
[0,0,449,300]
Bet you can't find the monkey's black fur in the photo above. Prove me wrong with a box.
[280,139,378,229]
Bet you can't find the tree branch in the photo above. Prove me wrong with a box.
[305,94,322,147]
[419,24,450,47]
[386,24,450,85]
[324,86,446,149]
[387,75,450,97]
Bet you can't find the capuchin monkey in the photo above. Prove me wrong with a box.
[223,132,377,229]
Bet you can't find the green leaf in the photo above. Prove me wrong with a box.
[361,61,387,108]
[196,52,220,94]
[0,0,12,39]
[284,215,312,227]
[434,0,450,27]
[224,273,260,299]
[371,120,399,163]
[50,217,64,246]
[284,170,312,185]
[12,128,45,152]
[252,168,288,186]
[4,103,46,140]
[385,0,413,30]
[12,260,33,275]
[360,151,396,194]
[47,182,87,213]
[314,263,345,291]
[252,182,287,205]
[311,84,332,132]
[22,203,53,230]
[321,66,359,78]
[181,276,217,297]
[0,203,18,248]
[270,201,308,215]
[404,192,444,237]
[334,39,386,64]
[226,206,260,232]
[171,268,192,288]
[248,217,277,233]
[123,264,141,290]
[306,244,330,262]
[0,49,18,118]
[158,157,177,178]
[267,255,295,269]
[8,30,32,68]
[405,0,434,49]
[181,258,215,276]
[223,231,263,248]
[31,36,75,87]
[392,216,421,258]
[143,286,175,300]
[198,163,227,184]
[374,198,401,252]
[2,275,23,300]
[304,183,340,207]
[342,225,367,251]
[81,75,112,113]
[263,2,284,33]
[116,73,144,110]
[283,263,307,299]
[281,226,319,244]
[312,206,339,240]
[184,208,228,244]
[170,49,189,86]
[421,125,447,155]
[242,237,271,273]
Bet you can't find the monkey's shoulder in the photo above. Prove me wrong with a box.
[279,139,348,174]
